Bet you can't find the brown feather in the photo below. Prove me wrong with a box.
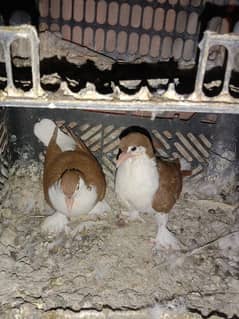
[43,126,106,208]
[152,158,183,213]
[119,133,154,158]
[60,170,82,197]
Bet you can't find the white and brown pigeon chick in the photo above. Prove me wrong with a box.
[34,118,109,234]
[115,126,190,252]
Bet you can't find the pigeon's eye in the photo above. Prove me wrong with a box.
[131,146,137,152]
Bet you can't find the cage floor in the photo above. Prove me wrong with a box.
[0,159,238,318]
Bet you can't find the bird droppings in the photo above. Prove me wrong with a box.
[0,160,238,319]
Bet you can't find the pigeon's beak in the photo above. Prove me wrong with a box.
[65,196,74,213]
[116,152,133,167]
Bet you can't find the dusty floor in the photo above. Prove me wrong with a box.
[0,160,238,319]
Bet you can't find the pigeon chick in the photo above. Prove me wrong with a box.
[115,126,190,252]
[34,118,109,234]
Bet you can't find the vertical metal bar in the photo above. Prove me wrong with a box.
[29,27,42,96]
[221,47,233,95]
[194,35,210,97]
[3,40,15,93]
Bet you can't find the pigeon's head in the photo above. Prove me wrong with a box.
[116,127,155,168]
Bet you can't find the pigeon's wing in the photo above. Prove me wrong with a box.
[152,158,183,213]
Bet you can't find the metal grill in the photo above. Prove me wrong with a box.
[39,0,203,64]
[0,26,239,113]
[5,109,214,190]
[77,123,212,186]
[0,109,9,193]
[46,111,212,188]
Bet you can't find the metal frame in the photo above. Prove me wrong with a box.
[0,25,42,97]
[0,26,239,113]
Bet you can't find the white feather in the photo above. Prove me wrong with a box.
[115,154,159,213]
[34,118,76,151]
[41,212,69,234]
[88,200,111,217]
[154,214,180,251]
[48,178,98,217]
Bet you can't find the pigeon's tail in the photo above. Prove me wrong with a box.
[34,119,76,151]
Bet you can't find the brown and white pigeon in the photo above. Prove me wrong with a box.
[115,126,190,252]
[34,119,109,234]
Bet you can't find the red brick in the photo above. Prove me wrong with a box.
[72,26,82,44]
[139,34,150,55]
[39,0,49,18]
[150,35,161,57]
[161,36,172,59]
[50,0,60,19]
[119,3,130,27]
[96,0,107,24]
[183,39,194,60]
[128,32,139,54]
[153,8,164,31]
[106,30,116,52]
[180,0,190,5]
[187,12,198,35]
[117,31,127,54]
[143,6,153,30]
[95,28,105,51]
[165,9,176,32]
[84,27,94,47]
[62,0,72,20]
[108,2,119,26]
[176,11,187,33]
[131,5,142,28]
[73,0,84,22]
[62,24,71,41]
[85,0,95,23]
[172,38,183,59]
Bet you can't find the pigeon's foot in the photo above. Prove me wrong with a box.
[152,213,181,253]
[41,212,69,235]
